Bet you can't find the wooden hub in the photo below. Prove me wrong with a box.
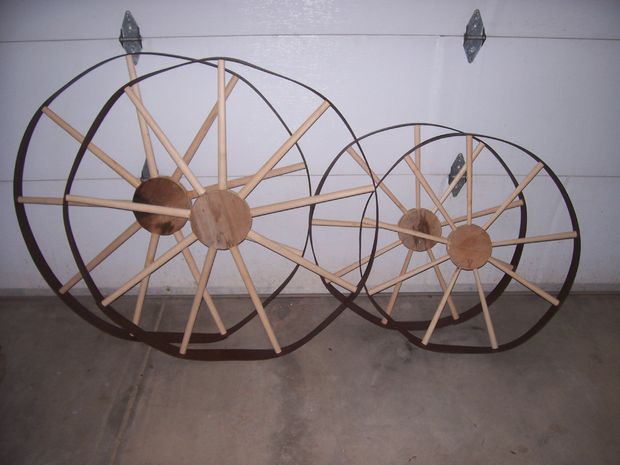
[133,177,190,235]
[397,208,442,251]
[190,190,252,249]
[447,224,492,270]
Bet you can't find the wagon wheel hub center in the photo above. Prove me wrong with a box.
[133,177,191,235]
[447,224,492,270]
[190,190,252,249]
[397,208,442,251]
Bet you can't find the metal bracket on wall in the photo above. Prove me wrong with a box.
[463,9,486,63]
[119,10,142,65]
[448,153,467,197]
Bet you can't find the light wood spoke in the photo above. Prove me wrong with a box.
[466,135,473,225]
[369,254,450,295]
[434,141,485,209]
[346,147,407,214]
[415,125,421,210]
[174,231,227,335]
[66,194,190,218]
[246,230,357,293]
[172,75,239,182]
[381,249,414,324]
[473,268,498,349]
[60,222,142,294]
[493,231,578,247]
[229,246,282,353]
[125,55,157,178]
[17,196,64,205]
[483,162,544,230]
[180,247,219,354]
[444,200,524,226]
[312,218,375,229]
[403,155,456,230]
[217,59,227,189]
[488,257,560,306]
[250,185,374,217]
[422,267,462,345]
[332,240,402,279]
[428,248,459,320]
[133,233,159,325]
[41,107,140,188]
[124,87,205,195]
[373,219,448,245]
[101,233,197,306]
[238,100,331,199]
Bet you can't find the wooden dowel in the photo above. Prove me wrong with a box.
[180,247,219,354]
[172,75,239,182]
[369,254,450,295]
[311,218,374,229]
[492,231,578,247]
[125,55,158,178]
[230,245,282,353]
[174,232,226,335]
[124,87,205,195]
[250,185,374,217]
[483,162,544,230]
[217,60,227,190]
[60,222,142,294]
[491,257,515,271]
[428,248,459,320]
[374,219,448,245]
[332,240,402,279]
[473,268,498,349]
[17,196,64,205]
[381,249,413,324]
[434,142,485,211]
[415,125,421,210]
[102,233,197,306]
[346,147,407,214]
[421,267,461,345]
[403,155,456,230]
[133,233,159,325]
[488,256,560,306]
[466,135,473,225]
[42,107,140,188]
[238,100,330,199]
[443,200,524,226]
[66,194,190,218]
[247,230,357,293]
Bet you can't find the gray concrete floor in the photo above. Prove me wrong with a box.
[0,293,618,465]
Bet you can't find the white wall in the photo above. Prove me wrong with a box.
[1,0,619,295]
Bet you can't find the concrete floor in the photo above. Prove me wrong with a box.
[0,293,618,465]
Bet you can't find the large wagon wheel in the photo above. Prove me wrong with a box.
[313,125,579,352]
[17,53,375,359]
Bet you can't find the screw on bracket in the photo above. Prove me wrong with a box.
[119,10,142,65]
[463,9,486,63]
[448,153,467,197]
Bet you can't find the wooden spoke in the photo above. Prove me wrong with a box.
[373,219,448,245]
[60,222,142,294]
[332,240,402,279]
[311,218,375,229]
[415,125,421,210]
[173,231,227,335]
[381,249,413,324]
[171,75,239,182]
[483,162,544,230]
[41,107,140,188]
[488,257,560,306]
[101,233,197,307]
[250,185,374,217]
[66,194,190,218]
[125,55,157,178]
[427,248,459,320]
[217,59,227,189]
[346,147,407,214]
[246,230,357,293]
[434,141,485,209]
[229,246,282,353]
[444,200,524,226]
[466,135,473,225]
[124,87,205,195]
[179,247,219,354]
[238,100,331,199]
[369,254,451,295]
[403,155,457,230]
[473,268,498,349]
[133,233,159,325]
[492,231,578,247]
[421,267,462,345]
[17,196,64,205]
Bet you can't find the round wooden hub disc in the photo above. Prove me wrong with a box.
[190,190,252,249]
[397,208,442,251]
[133,177,190,235]
[447,224,492,270]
